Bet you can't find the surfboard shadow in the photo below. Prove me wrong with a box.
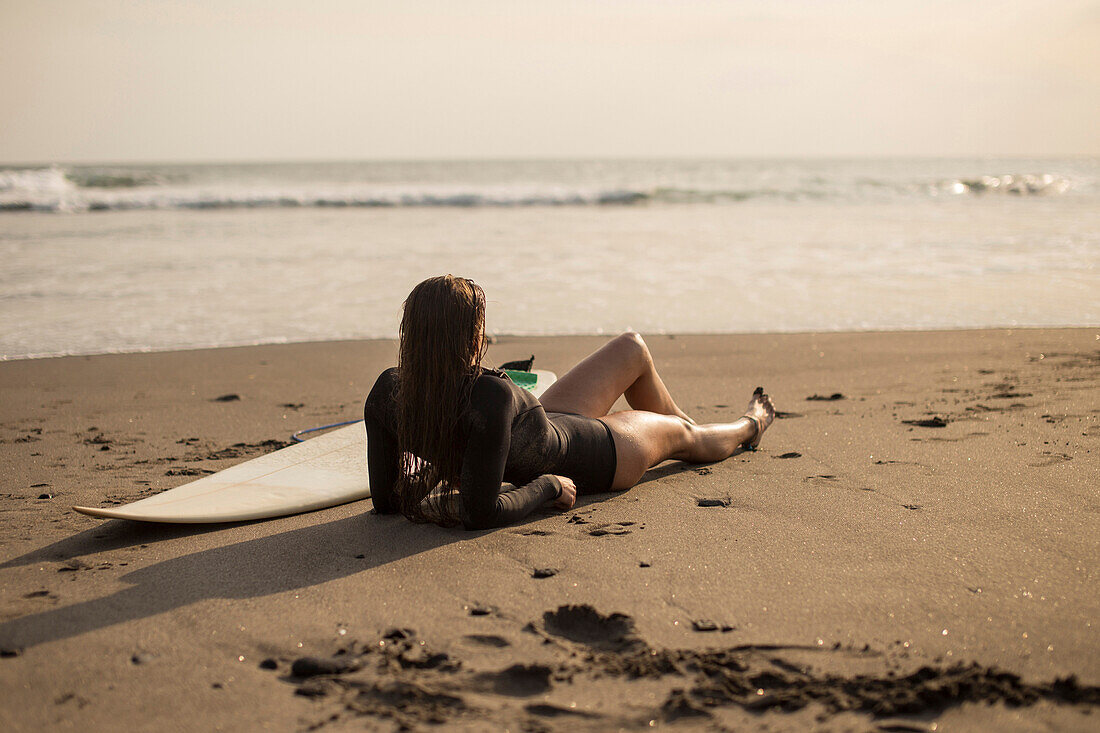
[0,519,249,570]
[0,512,464,651]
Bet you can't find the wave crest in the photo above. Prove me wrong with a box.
[0,164,1083,213]
[0,166,74,194]
[935,174,1072,197]
[0,186,649,213]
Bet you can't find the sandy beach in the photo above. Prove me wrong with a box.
[1,328,1097,731]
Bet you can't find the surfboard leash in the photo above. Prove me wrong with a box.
[290,419,363,443]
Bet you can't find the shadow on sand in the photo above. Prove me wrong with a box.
[0,457,716,651]
[0,511,465,650]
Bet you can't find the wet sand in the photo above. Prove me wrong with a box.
[0,329,1097,731]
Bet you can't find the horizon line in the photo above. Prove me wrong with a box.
[3,152,1100,168]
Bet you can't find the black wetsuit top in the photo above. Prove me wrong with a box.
[364,367,617,530]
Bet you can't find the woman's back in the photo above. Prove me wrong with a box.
[365,367,567,528]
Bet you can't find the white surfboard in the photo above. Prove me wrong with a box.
[73,370,557,523]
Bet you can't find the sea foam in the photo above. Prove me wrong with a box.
[0,161,1083,214]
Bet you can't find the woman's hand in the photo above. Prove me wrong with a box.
[552,476,577,510]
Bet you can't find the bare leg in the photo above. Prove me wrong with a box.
[603,389,775,490]
[539,332,694,421]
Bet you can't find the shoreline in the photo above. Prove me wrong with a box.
[1,328,1097,730]
[4,324,1097,363]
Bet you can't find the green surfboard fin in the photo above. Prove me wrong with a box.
[502,369,538,391]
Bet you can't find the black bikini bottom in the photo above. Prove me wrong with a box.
[545,412,618,494]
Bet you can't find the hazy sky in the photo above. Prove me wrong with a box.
[1,0,1097,163]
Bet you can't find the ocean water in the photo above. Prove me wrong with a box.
[1,158,1097,359]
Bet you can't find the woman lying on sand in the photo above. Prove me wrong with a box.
[365,275,775,529]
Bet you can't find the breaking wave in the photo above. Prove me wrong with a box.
[934,174,1073,196]
[0,164,1083,213]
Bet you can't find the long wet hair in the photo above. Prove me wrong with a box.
[393,275,488,524]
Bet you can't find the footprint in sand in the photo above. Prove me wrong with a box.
[1029,452,1072,468]
[22,590,58,600]
[696,497,731,507]
[901,417,949,428]
[4,430,43,445]
[164,467,215,476]
[989,390,1032,400]
[803,475,875,493]
[872,459,934,476]
[588,522,635,536]
[923,432,988,442]
[475,664,552,697]
[57,560,92,573]
[463,634,511,648]
[541,605,641,651]
[195,440,289,460]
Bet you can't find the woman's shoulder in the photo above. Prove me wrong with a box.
[470,369,537,411]
[365,367,399,408]
[470,368,512,400]
[370,366,399,390]
[376,366,400,382]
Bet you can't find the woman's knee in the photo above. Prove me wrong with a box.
[616,330,646,349]
[613,330,651,367]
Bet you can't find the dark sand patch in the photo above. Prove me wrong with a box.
[194,440,290,461]
[278,618,1100,730]
[475,663,553,696]
[696,497,731,507]
[1029,452,1073,467]
[902,417,949,428]
[463,634,511,648]
[587,522,634,536]
[540,604,641,652]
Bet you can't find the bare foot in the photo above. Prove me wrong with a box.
[741,387,776,450]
